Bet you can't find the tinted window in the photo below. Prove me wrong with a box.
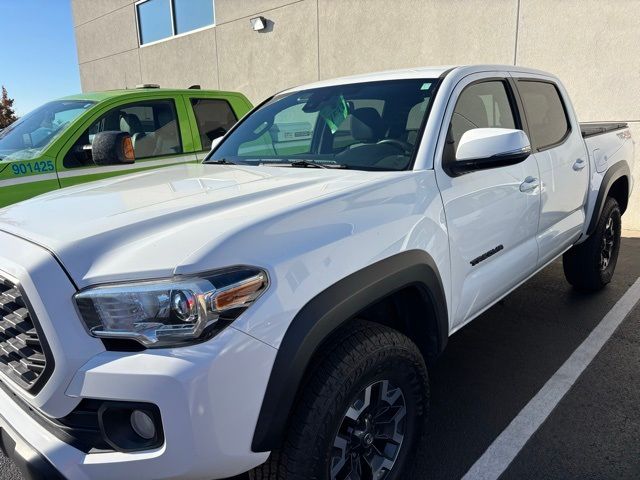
[191,98,236,150]
[174,0,214,34]
[448,81,517,156]
[137,0,173,44]
[65,100,182,167]
[209,79,438,171]
[518,81,569,150]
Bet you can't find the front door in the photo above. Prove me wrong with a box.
[57,98,197,188]
[434,73,541,329]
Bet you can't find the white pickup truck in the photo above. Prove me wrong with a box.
[0,65,634,480]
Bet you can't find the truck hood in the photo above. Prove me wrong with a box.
[0,163,390,287]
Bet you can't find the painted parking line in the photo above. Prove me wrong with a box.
[461,277,640,480]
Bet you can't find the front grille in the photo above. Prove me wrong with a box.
[0,274,51,392]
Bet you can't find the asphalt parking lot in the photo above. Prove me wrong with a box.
[2,237,639,480]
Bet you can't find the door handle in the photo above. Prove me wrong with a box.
[573,158,587,171]
[519,176,540,193]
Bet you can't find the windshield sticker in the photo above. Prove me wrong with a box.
[319,95,349,134]
[421,82,432,91]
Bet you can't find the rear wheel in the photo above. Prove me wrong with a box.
[250,320,429,480]
[563,197,621,291]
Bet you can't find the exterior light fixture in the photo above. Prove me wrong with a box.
[250,16,267,31]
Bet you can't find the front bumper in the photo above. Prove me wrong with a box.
[0,326,276,480]
[0,413,63,480]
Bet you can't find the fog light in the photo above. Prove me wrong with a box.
[130,410,156,440]
[98,402,163,452]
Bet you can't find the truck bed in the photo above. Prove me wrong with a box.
[580,122,628,138]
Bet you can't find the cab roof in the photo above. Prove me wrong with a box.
[61,87,243,104]
[282,64,554,93]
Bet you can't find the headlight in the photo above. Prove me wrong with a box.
[74,267,268,348]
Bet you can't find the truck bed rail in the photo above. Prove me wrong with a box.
[580,122,628,138]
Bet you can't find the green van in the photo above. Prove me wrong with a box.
[0,86,252,207]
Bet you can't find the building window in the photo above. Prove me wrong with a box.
[136,0,215,46]
[174,0,215,34]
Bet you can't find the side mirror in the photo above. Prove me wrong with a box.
[450,128,531,176]
[92,131,135,166]
[210,136,223,151]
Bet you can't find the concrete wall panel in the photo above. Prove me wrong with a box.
[624,123,640,231]
[215,0,303,24]
[140,28,219,90]
[75,3,139,64]
[71,0,640,230]
[517,0,640,122]
[71,0,134,27]
[318,0,518,79]
[216,0,318,103]
[79,49,142,92]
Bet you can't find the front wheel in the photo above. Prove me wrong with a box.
[563,197,622,291]
[250,321,429,480]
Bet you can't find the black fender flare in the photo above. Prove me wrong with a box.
[587,162,630,235]
[251,250,448,452]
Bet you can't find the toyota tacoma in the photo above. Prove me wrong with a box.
[0,65,634,480]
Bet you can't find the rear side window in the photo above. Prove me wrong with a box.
[65,99,182,167]
[518,81,569,151]
[190,98,237,150]
[447,80,517,157]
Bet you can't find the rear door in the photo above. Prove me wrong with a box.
[57,96,197,188]
[184,96,239,161]
[434,72,541,329]
[511,75,589,265]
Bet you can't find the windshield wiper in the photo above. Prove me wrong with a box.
[261,160,346,169]
[206,158,236,165]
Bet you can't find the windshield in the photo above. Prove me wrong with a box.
[207,79,438,171]
[0,100,95,161]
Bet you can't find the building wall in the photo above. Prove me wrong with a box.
[71,0,640,230]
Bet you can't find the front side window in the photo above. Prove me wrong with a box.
[447,80,517,158]
[209,79,438,171]
[518,81,569,150]
[65,100,182,167]
[137,0,215,45]
[0,100,94,162]
[190,98,236,150]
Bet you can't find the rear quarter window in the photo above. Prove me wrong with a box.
[518,80,570,151]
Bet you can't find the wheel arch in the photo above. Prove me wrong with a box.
[251,250,448,452]
[587,161,631,236]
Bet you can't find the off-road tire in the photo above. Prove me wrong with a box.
[563,197,622,291]
[250,320,430,480]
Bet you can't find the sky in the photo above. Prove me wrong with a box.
[2,0,81,116]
